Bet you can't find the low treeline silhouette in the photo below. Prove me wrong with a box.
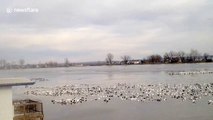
[106,49,213,65]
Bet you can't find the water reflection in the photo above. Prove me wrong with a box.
[106,70,114,80]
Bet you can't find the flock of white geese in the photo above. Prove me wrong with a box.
[168,70,213,75]
[25,70,213,105]
[25,82,213,106]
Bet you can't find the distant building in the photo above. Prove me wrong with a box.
[127,60,143,64]
[206,55,213,62]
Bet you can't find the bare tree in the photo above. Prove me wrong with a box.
[19,59,25,68]
[64,58,69,67]
[163,51,178,63]
[106,53,114,65]
[121,55,131,64]
[168,51,178,58]
[177,51,185,63]
[189,49,200,62]
[203,53,209,61]
[190,49,200,56]
[163,52,170,63]
[0,59,4,67]
[148,54,162,63]
[46,61,58,67]
[177,51,185,57]
[0,59,6,69]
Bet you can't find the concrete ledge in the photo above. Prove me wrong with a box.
[0,78,35,87]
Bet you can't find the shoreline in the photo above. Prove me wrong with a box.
[0,62,213,71]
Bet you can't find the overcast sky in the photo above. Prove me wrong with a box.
[0,0,212,63]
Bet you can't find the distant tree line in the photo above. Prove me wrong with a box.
[0,49,212,69]
[105,49,213,65]
[0,58,75,70]
[161,49,212,63]
[0,59,26,69]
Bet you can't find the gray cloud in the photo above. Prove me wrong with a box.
[0,0,213,63]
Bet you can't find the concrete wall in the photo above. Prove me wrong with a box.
[0,86,13,120]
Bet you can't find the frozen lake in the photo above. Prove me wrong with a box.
[1,63,213,120]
